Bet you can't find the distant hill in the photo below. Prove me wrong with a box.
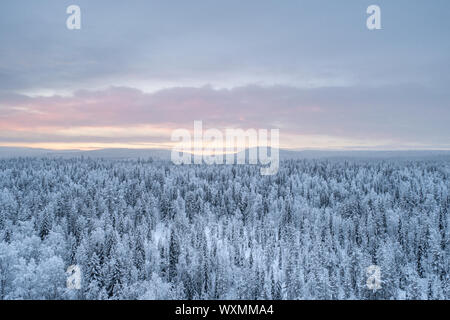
[240,148,450,161]
[277,149,450,160]
[0,147,172,160]
[0,147,60,158]
[1,146,450,161]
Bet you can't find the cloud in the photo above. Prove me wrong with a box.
[1,1,449,149]
[0,84,449,149]
[1,1,449,95]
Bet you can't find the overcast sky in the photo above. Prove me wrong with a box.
[0,0,449,150]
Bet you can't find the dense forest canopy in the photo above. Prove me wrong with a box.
[0,157,448,299]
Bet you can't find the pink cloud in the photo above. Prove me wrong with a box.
[0,84,448,148]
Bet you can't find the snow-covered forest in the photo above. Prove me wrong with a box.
[0,157,448,299]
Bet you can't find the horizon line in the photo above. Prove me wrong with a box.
[1,145,450,153]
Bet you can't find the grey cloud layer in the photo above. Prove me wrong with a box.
[1,1,449,93]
